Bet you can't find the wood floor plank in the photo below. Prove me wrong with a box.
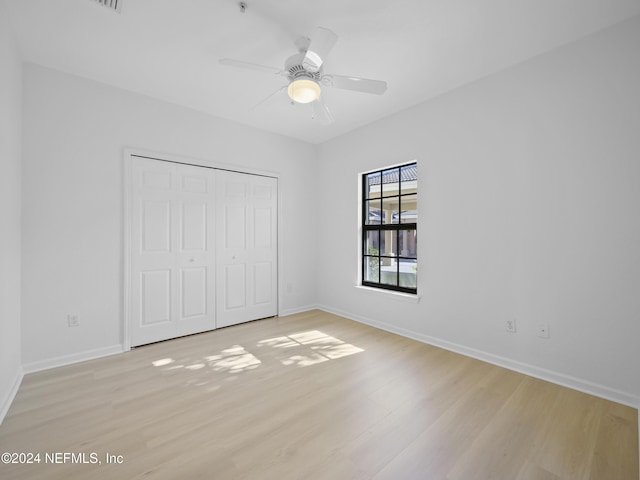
[445,377,569,480]
[587,401,639,480]
[516,461,562,480]
[527,388,603,479]
[371,366,525,480]
[0,310,637,480]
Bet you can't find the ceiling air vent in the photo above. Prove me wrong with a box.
[92,0,122,13]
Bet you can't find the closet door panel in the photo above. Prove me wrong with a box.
[216,170,278,328]
[130,158,216,346]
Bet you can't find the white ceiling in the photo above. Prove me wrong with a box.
[5,0,640,144]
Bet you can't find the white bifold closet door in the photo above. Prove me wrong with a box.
[215,170,278,328]
[129,156,277,347]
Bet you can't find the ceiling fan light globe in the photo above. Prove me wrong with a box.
[287,78,321,104]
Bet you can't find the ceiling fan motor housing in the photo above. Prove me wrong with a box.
[285,53,322,82]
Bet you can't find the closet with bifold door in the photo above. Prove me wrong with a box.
[128,155,278,347]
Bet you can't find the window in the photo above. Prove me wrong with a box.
[362,162,417,294]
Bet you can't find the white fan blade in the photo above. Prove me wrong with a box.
[249,86,287,111]
[312,96,334,125]
[219,58,284,76]
[325,74,387,95]
[303,27,338,72]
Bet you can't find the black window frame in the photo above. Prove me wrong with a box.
[362,162,417,294]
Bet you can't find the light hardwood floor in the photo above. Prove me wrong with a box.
[0,310,637,479]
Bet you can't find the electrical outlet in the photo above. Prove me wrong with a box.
[506,319,517,333]
[67,315,79,328]
[537,323,550,338]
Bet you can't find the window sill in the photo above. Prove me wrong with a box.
[355,285,421,303]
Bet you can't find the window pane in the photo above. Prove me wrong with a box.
[365,230,380,255]
[366,171,381,199]
[400,194,417,223]
[380,231,396,256]
[382,168,400,196]
[365,199,381,225]
[364,256,379,282]
[382,196,399,224]
[398,229,417,258]
[380,266,398,286]
[399,260,417,288]
[400,164,417,194]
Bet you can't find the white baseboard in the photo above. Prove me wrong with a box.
[317,304,640,410]
[0,368,24,425]
[22,345,126,374]
[278,304,319,318]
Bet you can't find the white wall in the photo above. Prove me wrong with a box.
[317,15,640,405]
[21,64,317,367]
[0,0,23,419]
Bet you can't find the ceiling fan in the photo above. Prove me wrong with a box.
[219,26,388,124]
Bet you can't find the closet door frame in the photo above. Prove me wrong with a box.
[123,148,281,351]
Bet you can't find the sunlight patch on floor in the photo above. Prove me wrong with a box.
[258,330,364,367]
[204,345,262,373]
[150,330,364,385]
[152,358,175,367]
